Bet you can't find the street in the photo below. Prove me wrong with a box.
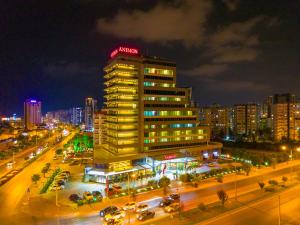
[0,131,76,225]
[201,185,300,225]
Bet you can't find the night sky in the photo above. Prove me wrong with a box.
[1,0,299,115]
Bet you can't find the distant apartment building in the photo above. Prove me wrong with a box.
[272,93,296,141]
[70,107,83,125]
[24,99,42,130]
[199,104,229,139]
[93,110,106,148]
[234,103,259,137]
[85,97,97,131]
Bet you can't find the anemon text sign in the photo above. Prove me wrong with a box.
[110,46,139,58]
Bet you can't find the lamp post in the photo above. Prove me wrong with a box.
[281,145,300,181]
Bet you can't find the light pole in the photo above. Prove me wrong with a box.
[281,145,300,181]
[278,195,281,225]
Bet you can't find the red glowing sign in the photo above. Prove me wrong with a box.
[110,46,139,58]
[164,154,177,160]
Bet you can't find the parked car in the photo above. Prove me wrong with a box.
[123,202,136,211]
[92,191,103,201]
[135,204,149,213]
[0,178,8,185]
[104,210,125,222]
[164,203,181,213]
[50,185,63,191]
[56,179,65,186]
[69,194,81,202]
[169,193,180,201]
[159,197,174,207]
[61,171,71,176]
[100,206,118,217]
[83,191,93,201]
[137,211,155,221]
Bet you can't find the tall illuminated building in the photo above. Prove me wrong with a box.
[85,97,97,131]
[234,103,259,138]
[24,99,42,130]
[88,46,221,184]
[102,46,212,155]
[272,93,296,141]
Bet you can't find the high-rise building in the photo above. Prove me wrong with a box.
[85,98,97,131]
[87,46,221,184]
[234,103,259,137]
[199,104,229,139]
[24,99,42,130]
[272,93,296,141]
[93,110,106,148]
[102,47,210,155]
[70,107,83,125]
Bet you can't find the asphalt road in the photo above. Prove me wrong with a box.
[0,131,76,224]
[201,185,300,225]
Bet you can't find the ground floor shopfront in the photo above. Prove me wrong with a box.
[85,144,221,185]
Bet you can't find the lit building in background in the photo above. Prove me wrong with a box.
[24,99,42,130]
[272,93,296,141]
[93,110,106,148]
[85,97,97,132]
[87,46,222,184]
[234,103,259,138]
[199,104,229,139]
[70,107,83,126]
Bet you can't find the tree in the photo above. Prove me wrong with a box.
[55,149,63,155]
[217,190,228,206]
[243,164,251,176]
[31,174,40,184]
[41,167,48,178]
[159,176,171,195]
[282,176,288,186]
[258,181,265,190]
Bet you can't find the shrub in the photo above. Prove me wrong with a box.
[268,180,278,186]
[258,181,265,190]
[282,176,288,183]
[198,202,207,211]
[180,174,192,183]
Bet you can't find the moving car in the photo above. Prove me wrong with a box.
[123,202,136,210]
[137,211,155,221]
[100,206,118,217]
[112,184,122,193]
[104,210,125,222]
[169,193,180,201]
[164,203,181,213]
[159,197,174,207]
[135,204,149,213]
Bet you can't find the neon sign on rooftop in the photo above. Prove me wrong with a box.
[110,46,139,58]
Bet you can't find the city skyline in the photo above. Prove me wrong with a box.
[1,0,300,115]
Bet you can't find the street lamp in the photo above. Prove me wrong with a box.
[281,145,300,181]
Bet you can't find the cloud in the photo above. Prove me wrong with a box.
[211,46,258,63]
[222,0,239,11]
[96,0,213,46]
[207,80,271,92]
[185,16,271,77]
[184,64,229,76]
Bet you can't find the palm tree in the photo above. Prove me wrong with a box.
[217,190,228,206]
[159,176,170,195]
[32,174,41,184]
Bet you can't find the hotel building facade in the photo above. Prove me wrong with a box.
[87,46,222,183]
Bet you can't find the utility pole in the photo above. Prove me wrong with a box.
[278,195,281,225]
